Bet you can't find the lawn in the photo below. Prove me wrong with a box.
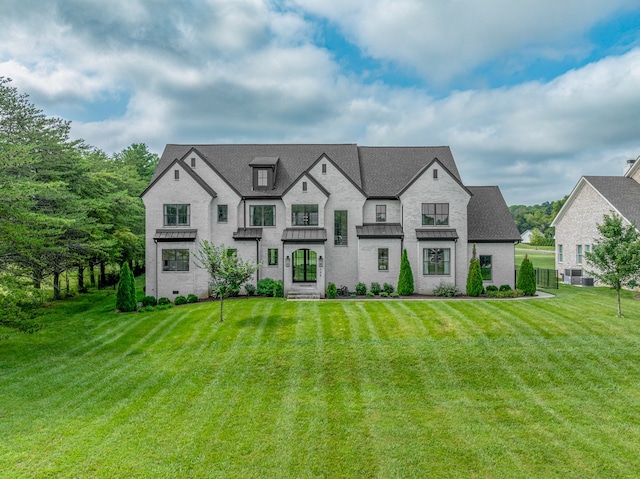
[515,244,556,270]
[2,284,640,478]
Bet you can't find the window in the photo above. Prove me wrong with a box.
[268,248,278,266]
[191,157,196,167]
[250,205,275,226]
[558,244,563,263]
[164,204,190,226]
[480,255,492,280]
[376,205,386,222]
[577,245,583,264]
[433,169,438,179]
[422,203,449,225]
[292,204,318,226]
[227,248,237,257]
[163,249,189,271]
[378,248,389,271]
[322,163,327,174]
[174,169,180,180]
[302,181,307,192]
[217,204,228,223]
[423,248,451,275]
[257,169,268,187]
[585,244,591,255]
[334,210,348,246]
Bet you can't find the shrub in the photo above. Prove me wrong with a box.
[516,254,537,296]
[390,292,399,298]
[380,291,389,297]
[244,284,256,296]
[434,281,461,297]
[141,295,157,307]
[156,304,172,310]
[186,294,198,304]
[174,295,187,305]
[370,282,381,295]
[138,305,155,313]
[326,283,337,299]
[116,263,137,312]
[397,249,414,295]
[158,297,171,306]
[273,280,284,298]
[383,282,394,294]
[355,282,367,295]
[486,288,525,298]
[350,293,356,298]
[366,291,375,297]
[499,284,512,291]
[257,278,276,296]
[466,244,484,297]
[485,285,499,293]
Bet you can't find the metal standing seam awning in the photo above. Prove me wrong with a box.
[153,229,198,242]
[415,228,459,241]
[232,228,263,240]
[356,223,404,238]
[281,228,327,243]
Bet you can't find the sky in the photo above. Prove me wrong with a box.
[2,0,640,206]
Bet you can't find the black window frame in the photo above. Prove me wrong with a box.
[268,248,278,266]
[334,210,348,246]
[292,204,319,226]
[217,204,228,223]
[162,249,189,272]
[423,248,451,275]
[164,204,190,226]
[480,255,492,280]
[422,203,449,226]
[378,248,389,271]
[250,205,275,227]
[376,205,386,222]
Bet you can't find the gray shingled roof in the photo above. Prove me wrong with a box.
[467,186,521,242]
[281,228,327,243]
[584,176,640,226]
[356,223,404,238]
[154,229,198,241]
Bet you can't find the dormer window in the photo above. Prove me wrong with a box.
[250,157,279,190]
[257,169,268,187]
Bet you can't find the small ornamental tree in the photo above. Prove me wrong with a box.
[397,248,414,295]
[466,243,484,297]
[516,254,537,296]
[116,262,137,312]
[193,241,260,322]
[585,214,640,317]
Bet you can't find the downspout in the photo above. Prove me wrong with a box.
[256,238,260,282]
[154,238,158,298]
[243,198,247,229]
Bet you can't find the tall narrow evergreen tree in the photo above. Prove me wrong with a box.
[116,263,137,312]
[397,249,414,295]
[516,254,537,296]
[466,243,484,297]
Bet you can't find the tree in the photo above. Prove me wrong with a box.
[585,214,640,317]
[466,244,484,297]
[194,241,259,322]
[516,254,537,296]
[397,249,414,295]
[116,263,137,312]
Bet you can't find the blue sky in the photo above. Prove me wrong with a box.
[2,0,640,205]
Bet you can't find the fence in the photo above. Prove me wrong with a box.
[515,267,559,289]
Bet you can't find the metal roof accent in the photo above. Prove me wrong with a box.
[281,228,327,243]
[416,228,459,241]
[356,223,404,238]
[249,156,279,166]
[154,229,197,242]
[232,228,263,240]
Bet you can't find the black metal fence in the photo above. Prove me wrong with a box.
[515,267,559,289]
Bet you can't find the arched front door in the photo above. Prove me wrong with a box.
[292,249,317,282]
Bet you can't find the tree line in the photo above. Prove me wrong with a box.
[509,197,568,245]
[0,77,156,318]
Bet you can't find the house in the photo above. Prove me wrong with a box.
[141,144,521,299]
[520,229,533,244]
[551,157,640,283]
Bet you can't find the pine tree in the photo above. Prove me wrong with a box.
[466,243,484,297]
[116,263,137,312]
[397,249,414,295]
[516,254,537,296]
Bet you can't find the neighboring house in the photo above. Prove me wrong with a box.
[520,229,533,244]
[141,144,520,299]
[551,158,640,283]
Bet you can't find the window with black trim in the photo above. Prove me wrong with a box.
[423,248,450,275]
[378,248,389,270]
[376,205,386,222]
[334,210,348,245]
[422,203,449,225]
[164,204,190,226]
[268,248,278,265]
[433,169,438,179]
[227,248,237,257]
[558,244,563,262]
[292,204,318,226]
[480,255,492,280]
[322,163,327,174]
[302,181,307,192]
[217,204,228,223]
[191,157,196,167]
[163,249,189,271]
[250,205,275,226]
[174,169,180,180]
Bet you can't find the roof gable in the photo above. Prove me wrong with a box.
[397,157,471,198]
[467,186,520,242]
[141,158,217,198]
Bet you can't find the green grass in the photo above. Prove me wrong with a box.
[516,244,556,270]
[2,284,640,478]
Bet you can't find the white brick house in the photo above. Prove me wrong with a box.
[141,144,520,299]
[551,158,640,283]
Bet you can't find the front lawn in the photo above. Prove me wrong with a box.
[2,285,640,477]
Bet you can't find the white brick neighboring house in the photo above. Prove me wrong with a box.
[141,144,521,299]
[551,158,640,284]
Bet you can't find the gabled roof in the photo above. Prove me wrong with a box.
[467,186,521,242]
[582,176,640,225]
[141,158,217,198]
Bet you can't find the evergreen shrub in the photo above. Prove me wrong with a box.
[355,283,367,295]
[326,283,337,299]
[397,249,414,295]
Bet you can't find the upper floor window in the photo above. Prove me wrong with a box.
[217,204,228,223]
[576,245,583,264]
[558,244,563,262]
[302,181,308,192]
[433,169,438,179]
[164,204,190,226]
[257,169,268,187]
[334,210,348,246]
[174,169,180,180]
[190,157,196,168]
[292,204,318,226]
[250,205,275,226]
[163,249,189,271]
[376,205,386,222]
[322,163,327,174]
[422,203,449,226]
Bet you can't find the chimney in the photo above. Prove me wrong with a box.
[623,158,636,176]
